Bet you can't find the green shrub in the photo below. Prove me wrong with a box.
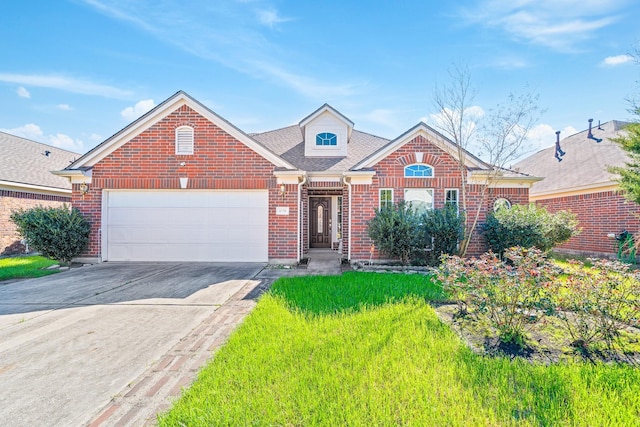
[368,203,465,266]
[483,204,579,255]
[421,204,465,265]
[10,205,90,264]
[367,201,421,265]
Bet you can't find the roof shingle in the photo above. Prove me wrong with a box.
[0,131,80,191]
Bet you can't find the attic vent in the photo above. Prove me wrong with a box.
[175,126,194,155]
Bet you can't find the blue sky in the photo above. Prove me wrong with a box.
[1,0,639,158]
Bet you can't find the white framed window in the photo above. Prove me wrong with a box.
[404,164,434,178]
[175,126,194,155]
[379,189,394,209]
[404,188,434,213]
[493,197,511,211]
[445,189,459,209]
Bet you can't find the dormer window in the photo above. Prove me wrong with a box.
[316,132,337,146]
[176,126,194,155]
[404,164,433,177]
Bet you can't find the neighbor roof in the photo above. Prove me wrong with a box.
[514,120,629,197]
[251,125,390,172]
[0,131,79,192]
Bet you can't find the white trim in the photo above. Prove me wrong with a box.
[0,180,71,197]
[404,188,435,211]
[530,182,619,200]
[68,91,294,170]
[342,170,375,185]
[354,123,487,170]
[445,188,459,210]
[467,171,543,188]
[379,188,394,209]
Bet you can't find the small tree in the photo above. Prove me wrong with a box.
[483,204,579,256]
[367,201,421,265]
[11,205,91,264]
[432,64,543,256]
[609,119,640,204]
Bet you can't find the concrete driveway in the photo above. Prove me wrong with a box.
[0,262,267,427]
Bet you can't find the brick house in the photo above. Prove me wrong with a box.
[0,132,80,255]
[515,120,640,258]
[54,91,539,263]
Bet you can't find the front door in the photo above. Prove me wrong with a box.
[310,197,331,248]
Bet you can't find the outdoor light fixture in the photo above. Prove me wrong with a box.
[280,183,286,201]
[79,182,89,198]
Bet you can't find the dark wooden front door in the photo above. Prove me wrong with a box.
[310,197,331,248]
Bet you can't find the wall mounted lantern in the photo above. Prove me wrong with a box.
[79,182,89,198]
[279,183,286,201]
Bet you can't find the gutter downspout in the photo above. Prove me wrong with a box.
[342,175,352,261]
[297,174,307,262]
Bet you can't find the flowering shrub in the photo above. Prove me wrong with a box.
[437,247,557,346]
[549,259,640,349]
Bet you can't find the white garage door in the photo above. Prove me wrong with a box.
[104,190,269,262]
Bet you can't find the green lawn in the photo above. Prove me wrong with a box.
[0,255,59,281]
[159,272,640,426]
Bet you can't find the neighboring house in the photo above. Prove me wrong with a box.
[54,91,540,264]
[515,120,640,258]
[0,132,80,255]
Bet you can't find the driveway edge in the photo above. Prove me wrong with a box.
[86,273,273,427]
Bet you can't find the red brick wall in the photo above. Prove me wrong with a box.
[536,190,640,257]
[73,105,297,260]
[0,190,71,255]
[348,135,530,261]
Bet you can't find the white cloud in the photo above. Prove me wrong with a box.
[0,73,132,98]
[79,1,355,101]
[0,123,43,140]
[0,123,84,152]
[120,99,156,121]
[601,54,634,66]
[461,1,626,51]
[256,9,293,28]
[48,133,85,152]
[523,123,578,153]
[17,86,30,98]
[57,103,72,110]
[89,133,102,142]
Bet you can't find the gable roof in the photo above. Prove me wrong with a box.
[251,125,389,172]
[514,120,629,198]
[0,131,79,193]
[63,90,295,171]
[354,122,490,170]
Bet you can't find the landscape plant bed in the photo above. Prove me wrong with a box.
[160,272,640,426]
[434,303,640,365]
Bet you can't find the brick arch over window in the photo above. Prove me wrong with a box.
[396,153,442,166]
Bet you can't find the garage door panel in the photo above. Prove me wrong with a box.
[105,191,269,262]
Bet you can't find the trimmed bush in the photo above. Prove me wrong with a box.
[367,201,421,265]
[10,205,90,264]
[368,202,465,266]
[483,204,579,255]
[421,204,465,265]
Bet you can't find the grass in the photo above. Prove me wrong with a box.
[159,272,640,426]
[0,255,59,281]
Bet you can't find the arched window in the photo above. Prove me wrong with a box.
[175,126,194,155]
[404,164,433,178]
[316,132,337,146]
[493,198,512,211]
